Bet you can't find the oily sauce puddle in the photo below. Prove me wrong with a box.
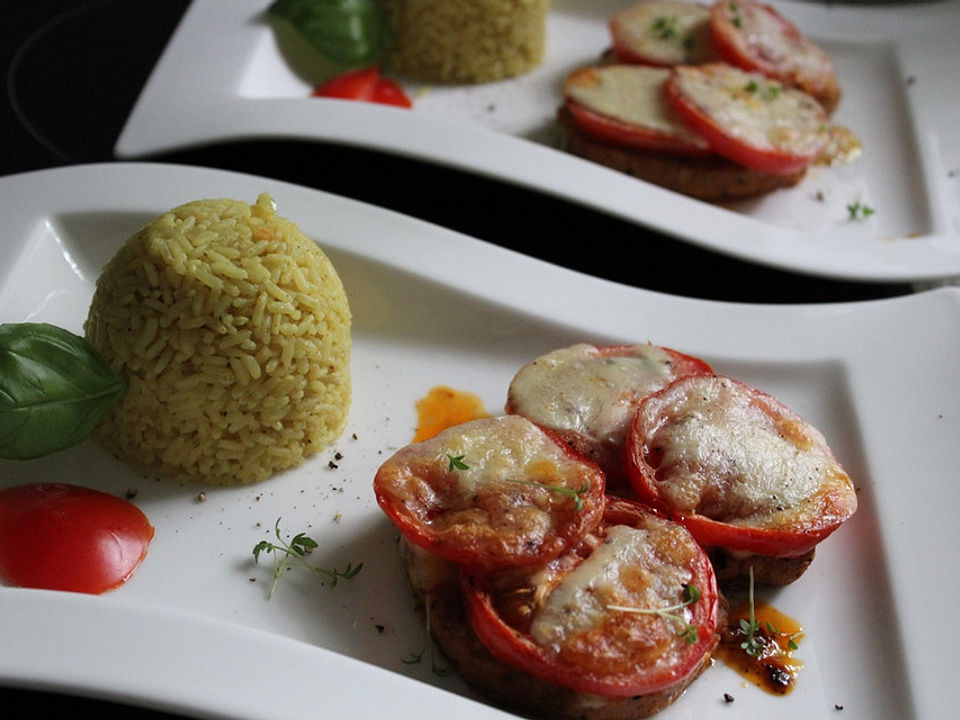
[413,386,490,442]
[716,598,805,695]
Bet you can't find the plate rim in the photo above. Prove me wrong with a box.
[112,0,960,283]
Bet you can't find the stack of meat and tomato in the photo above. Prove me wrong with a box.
[559,0,856,200]
[373,342,857,719]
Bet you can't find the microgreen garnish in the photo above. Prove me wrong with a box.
[252,517,362,599]
[403,596,451,676]
[739,566,763,656]
[738,567,801,656]
[447,453,469,471]
[651,15,679,39]
[608,584,701,644]
[847,201,875,221]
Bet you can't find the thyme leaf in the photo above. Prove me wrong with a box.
[252,517,362,599]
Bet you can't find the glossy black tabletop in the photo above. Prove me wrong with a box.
[0,1,916,718]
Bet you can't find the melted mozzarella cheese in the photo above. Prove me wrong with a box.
[565,66,707,145]
[641,376,846,525]
[530,523,691,651]
[611,1,715,65]
[509,343,679,448]
[671,64,828,155]
[429,415,587,502]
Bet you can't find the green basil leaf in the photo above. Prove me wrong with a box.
[268,0,393,69]
[0,323,126,460]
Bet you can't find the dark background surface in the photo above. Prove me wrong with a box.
[0,1,916,718]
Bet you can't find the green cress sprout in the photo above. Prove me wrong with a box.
[738,566,800,657]
[445,454,589,510]
[252,517,362,599]
[608,584,702,644]
[402,596,451,676]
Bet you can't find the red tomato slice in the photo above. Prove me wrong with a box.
[664,63,827,175]
[463,498,720,697]
[709,1,837,106]
[506,343,713,487]
[563,66,712,156]
[626,375,858,557]
[609,1,718,67]
[313,66,412,108]
[0,483,154,594]
[373,416,605,570]
[565,98,711,156]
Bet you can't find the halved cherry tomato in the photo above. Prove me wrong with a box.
[463,498,720,697]
[0,483,154,594]
[506,343,714,487]
[626,375,858,557]
[313,66,412,108]
[664,63,828,175]
[563,66,712,156]
[373,416,605,570]
[709,1,838,108]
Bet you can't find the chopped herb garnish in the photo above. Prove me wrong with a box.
[608,584,701,644]
[847,201,875,221]
[651,15,679,39]
[447,453,469,471]
[252,517,362,599]
[743,79,781,100]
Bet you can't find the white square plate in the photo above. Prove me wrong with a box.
[1,162,959,719]
[114,0,960,282]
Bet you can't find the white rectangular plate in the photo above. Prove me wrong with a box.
[113,0,960,283]
[1,162,959,720]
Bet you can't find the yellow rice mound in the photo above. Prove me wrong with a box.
[379,0,550,83]
[84,194,351,485]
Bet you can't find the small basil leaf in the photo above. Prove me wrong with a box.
[268,0,393,69]
[0,323,126,459]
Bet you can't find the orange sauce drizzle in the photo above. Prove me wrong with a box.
[715,599,805,695]
[413,386,490,442]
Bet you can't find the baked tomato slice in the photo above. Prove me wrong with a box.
[313,66,412,108]
[709,0,839,110]
[463,498,720,697]
[664,63,828,175]
[563,66,712,156]
[626,374,858,557]
[609,1,718,66]
[506,342,713,486]
[373,415,605,570]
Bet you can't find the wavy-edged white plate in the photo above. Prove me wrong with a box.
[113,0,960,283]
[1,162,959,719]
